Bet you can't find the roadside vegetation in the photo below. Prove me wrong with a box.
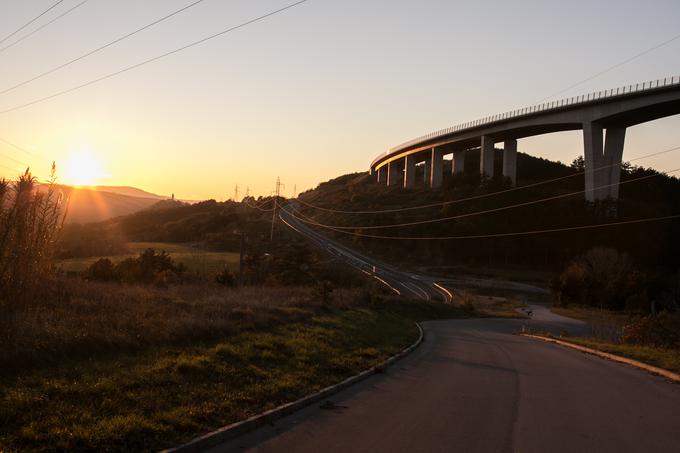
[0,168,469,452]
[549,247,679,374]
[1,281,466,452]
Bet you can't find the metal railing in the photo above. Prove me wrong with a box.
[385,74,680,157]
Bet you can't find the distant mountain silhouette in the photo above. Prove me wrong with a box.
[91,186,167,200]
[35,184,190,223]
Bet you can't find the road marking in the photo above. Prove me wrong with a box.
[372,275,401,295]
[433,282,453,303]
[403,281,429,301]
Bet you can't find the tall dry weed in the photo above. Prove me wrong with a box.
[0,165,68,342]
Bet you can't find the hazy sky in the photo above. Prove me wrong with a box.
[1,0,679,199]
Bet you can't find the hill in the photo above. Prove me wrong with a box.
[91,185,167,200]
[56,197,276,258]
[37,185,180,223]
[296,149,680,273]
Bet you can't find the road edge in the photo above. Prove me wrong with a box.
[162,322,425,453]
[520,333,680,383]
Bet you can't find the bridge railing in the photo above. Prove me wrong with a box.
[386,74,680,156]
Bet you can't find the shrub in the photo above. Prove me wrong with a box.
[552,247,641,310]
[85,258,117,282]
[215,267,237,286]
[115,248,185,285]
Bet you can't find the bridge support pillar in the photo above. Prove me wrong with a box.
[452,150,465,175]
[503,139,517,185]
[423,156,431,185]
[404,155,416,189]
[387,161,400,187]
[583,122,626,201]
[605,127,626,199]
[376,166,386,184]
[430,148,444,188]
[480,136,495,178]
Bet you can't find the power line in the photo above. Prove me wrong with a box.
[291,209,680,241]
[0,0,66,46]
[0,0,309,116]
[0,0,92,56]
[293,168,680,230]
[296,145,680,215]
[0,136,36,157]
[538,31,680,102]
[0,152,31,168]
[0,0,209,97]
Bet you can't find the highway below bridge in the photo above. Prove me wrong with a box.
[279,202,547,303]
[205,204,680,453]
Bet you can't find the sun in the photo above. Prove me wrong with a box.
[63,151,105,186]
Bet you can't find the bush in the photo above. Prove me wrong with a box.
[552,247,641,310]
[84,249,185,286]
[116,248,185,284]
[85,258,117,282]
[215,267,237,287]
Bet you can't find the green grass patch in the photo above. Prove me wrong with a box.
[56,242,240,275]
[0,300,465,452]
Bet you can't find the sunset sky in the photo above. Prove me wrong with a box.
[1,0,679,200]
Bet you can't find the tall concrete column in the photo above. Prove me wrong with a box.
[387,161,399,187]
[404,155,416,189]
[423,156,431,185]
[583,122,605,202]
[502,139,517,185]
[480,136,495,178]
[604,127,626,199]
[430,148,444,188]
[452,150,466,175]
[376,166,386,184]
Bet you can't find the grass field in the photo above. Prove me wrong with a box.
[550,305,680,374]
[561,337,680,374]
[56,242,240,275]
[0,279,467,452]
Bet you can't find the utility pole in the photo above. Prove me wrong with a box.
[234,184,239,202]
[293,184,296,199]
[270,177,283,241]
[245,186,250,198]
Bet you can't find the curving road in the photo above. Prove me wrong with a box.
[279,203,547,303]
[202,204,680,452]
[209,308,680,453]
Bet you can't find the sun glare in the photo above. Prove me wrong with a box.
[63,151,105,186]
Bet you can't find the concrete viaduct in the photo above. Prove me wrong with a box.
[370,76,680,201]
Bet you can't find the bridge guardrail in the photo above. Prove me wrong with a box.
[384,75,680,158]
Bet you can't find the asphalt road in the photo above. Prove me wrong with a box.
[279,203,548,303]
[203,205,680,452]
[209,311,680,453]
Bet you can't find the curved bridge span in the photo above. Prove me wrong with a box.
[370,76,680,201]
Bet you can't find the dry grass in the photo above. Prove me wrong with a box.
[552,306,630,342]
[0,277,468,452]
[550,305,680,374]
[1,278,359,374]
[451,289,526,318]
[541,336,680,375]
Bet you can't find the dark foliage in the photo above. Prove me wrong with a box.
[85,249,186,285]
